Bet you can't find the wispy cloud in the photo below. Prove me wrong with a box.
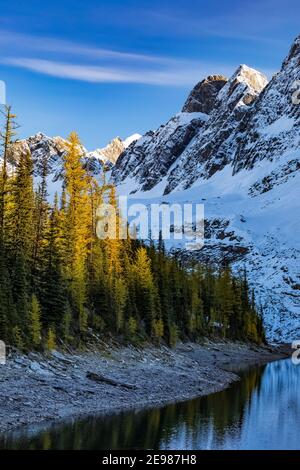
[0,30,240,86]
[0,29,273,86]
[3,57,236,86]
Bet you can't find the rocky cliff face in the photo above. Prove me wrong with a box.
[112,113,209,193]
[110,34,300,341]
[182,75,227,113]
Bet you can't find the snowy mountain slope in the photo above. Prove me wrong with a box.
[112,112,209,193]
[121,153,300,341]
[232,38,300,175]
[111,34,300,341]
[123,133,142,149]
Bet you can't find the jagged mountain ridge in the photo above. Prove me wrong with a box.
[165,65,268,193]
[111,65,268,193]
[109,35,300,341]
[111,36,300,197]
[6,132,141,183]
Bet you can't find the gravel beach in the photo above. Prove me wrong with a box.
[0,340,288,435]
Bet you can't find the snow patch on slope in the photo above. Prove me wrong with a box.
[123,133,142,149]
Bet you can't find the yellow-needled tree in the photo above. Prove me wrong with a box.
[133,247,158,337]
[63,132,91,335]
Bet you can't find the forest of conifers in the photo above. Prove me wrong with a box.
[0,107,265,350]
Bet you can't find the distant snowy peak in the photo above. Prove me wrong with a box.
[6,132,141,181]
[87,137,124,167]
[87,134,141,167]
[7,133,67,178]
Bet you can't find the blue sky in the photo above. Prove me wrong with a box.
[0,0,299,149]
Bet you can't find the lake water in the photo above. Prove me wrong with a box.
[0,358,299,450]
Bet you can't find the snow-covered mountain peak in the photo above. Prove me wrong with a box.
[161,65,268,193]
[234,64,268,94]
[111,63,269,195]
[215,64,268,111]
[87,134,141,166]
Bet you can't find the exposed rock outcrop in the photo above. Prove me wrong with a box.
[182,75,227,114]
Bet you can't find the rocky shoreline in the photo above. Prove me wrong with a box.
[0,340,289,435]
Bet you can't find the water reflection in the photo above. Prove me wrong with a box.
[0,359,299,450]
